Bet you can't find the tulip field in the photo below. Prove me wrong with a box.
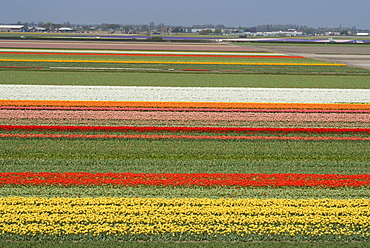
[0,41,370,247]
[1,46,370,74]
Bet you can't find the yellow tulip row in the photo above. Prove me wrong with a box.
[0,197,369,237]
[0,58,346,66]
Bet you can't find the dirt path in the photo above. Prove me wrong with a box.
[0,40,262,52]
[253,45,370,69]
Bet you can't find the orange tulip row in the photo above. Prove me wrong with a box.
[0,58,346,66]
[0,100,369,110]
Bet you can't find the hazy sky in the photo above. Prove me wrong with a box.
[2,0,369,29]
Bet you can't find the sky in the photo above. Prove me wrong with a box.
[1,0,369,29]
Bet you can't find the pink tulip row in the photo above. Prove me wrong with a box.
[1,133,369,141]
[1,110,369,123]
[4,118,366,128]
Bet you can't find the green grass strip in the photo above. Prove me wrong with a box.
[2,61,368,73]
[1,185,369,199]
[0,138,365,161]
[1,138,368,162]
[1,70,370,88]
[1,158,369,174]
[0,138,369,174]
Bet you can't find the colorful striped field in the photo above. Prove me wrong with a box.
[1,98,369,241]
[0,45,369,243]
[2,47,362,75]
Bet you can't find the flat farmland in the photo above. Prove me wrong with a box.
[1,45,369,74]
[251,43,370,70]
[0,39,261,51]
[0,39,370,246]
[1,70,370,88]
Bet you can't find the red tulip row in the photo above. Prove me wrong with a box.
[1,125,369,134]
[1,172,369,187]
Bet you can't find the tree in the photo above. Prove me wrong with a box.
[158,23,165,32]
[199,29,213,35]
[214,28,222,34]
[141,24,150,34]
[173,27,184,33]
[43,22,53,31]
[149,22,155,29]
[303,28,314,35]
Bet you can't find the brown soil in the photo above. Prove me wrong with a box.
[0,40,262,52]
[252,45,370,69]
[252,45,370,55]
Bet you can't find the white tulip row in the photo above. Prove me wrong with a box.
[0,49,285,56]
[1,84,369,104]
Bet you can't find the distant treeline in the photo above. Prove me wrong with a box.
[4,21,369,34]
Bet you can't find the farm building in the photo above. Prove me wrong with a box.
[29,26,47,32]
[0,25,25,32]
[58,27,74,32]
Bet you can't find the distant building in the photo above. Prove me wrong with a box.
[29,26,47,32]
[0,25,24,32]
[324,31,341,36]
[356,33,369,36]
[241,31,303,37]
[58,27,74,32]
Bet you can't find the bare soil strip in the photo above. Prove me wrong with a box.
[0,40,262,52]
[253,45,370,69]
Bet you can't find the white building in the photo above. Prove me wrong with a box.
[58,27,74,32]
[0,25,24,32]
[242,31,303,37]
[29,26,47,32]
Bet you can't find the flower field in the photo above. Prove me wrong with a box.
[0,42,370,245]
[2,197,370,241]
[1,47,366,74]
[0,49,345,66]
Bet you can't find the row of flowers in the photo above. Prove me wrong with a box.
[0,58,346,66]
[1,125,369,134]
[1,133,369,141]
[1,100,368,110]
[0,51,305,58]
[0,197,369,240]
[1,172,370,187]
[2,106,370,113]
[2,109,369,123]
